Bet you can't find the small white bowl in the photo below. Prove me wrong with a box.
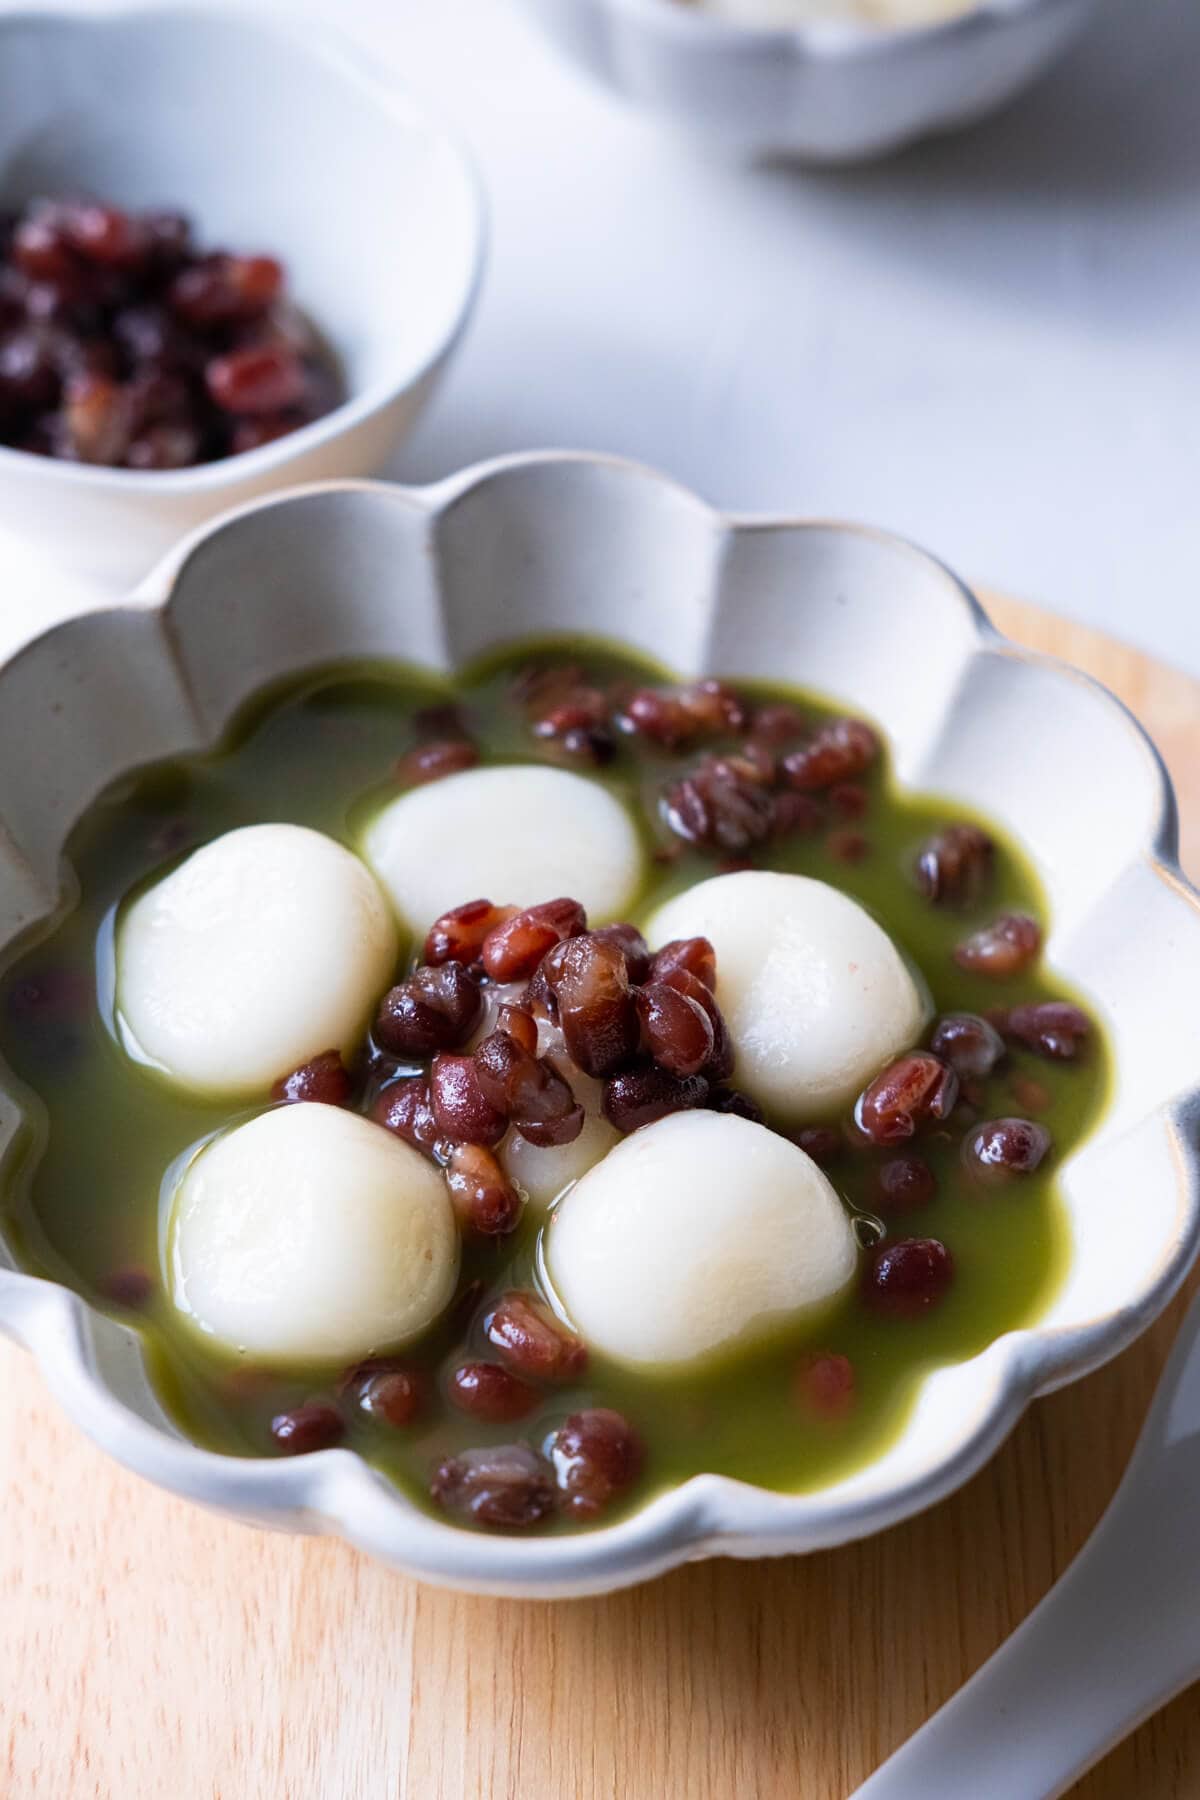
[1,454,1198,1598]
[0,4,486,588]
[512,0,1103,162]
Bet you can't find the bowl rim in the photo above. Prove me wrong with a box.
[0,0,489,495]
[584,0,1086,53]
[1,451,1198,1597]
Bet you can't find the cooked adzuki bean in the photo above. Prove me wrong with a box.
[529,686,608,740]
[448,1361,541,1424]
[481,897,586,982]
[369,1075,442,1159]
[270,1049,353,1107]
[855,1052,959,1146]
[621,679,746,749]
[393,738,479,786]
[1001,1000,1091,1060]
[864,1238,955,1317]
[794,1125,843,1167]
[1010,1072,1052,1114]
[486,1292,588,1384]
[656,965,735,1081]
[706,1086,765,1123]
[829,781,869,820]
[556,724,617,767]
[270,1402,345,1455]
[636,980,715,1078]
[374,962,482,1059]
[930,1012,1006,1079]
[430,1053,508,1147]
[101,1265,155,1308]
[748,700,807,746]
[965,1117,1051,1179]
[551,1409,645,1517]
[496,1002,538,1057]
[424,898,516,969]
[603,1061,709,1133]
[545,934,640,1077]
[870,1154,937,1212]
[915,823,994,906]
[431,1444,556,1529]
[650,935,716,992]
[472,1029,583,1145]
[339,1359,422,1428]
[772,791,824,840]
[794,1351,856,1420]
[953,913,1042,978]
[445,1142,523,1236]
[590,921,653,984]
[661,759,775,855]
[782,718,878,792]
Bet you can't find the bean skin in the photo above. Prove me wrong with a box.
[782,718,878,791]
[481,897,586,983]
[1001,1001,1091,1060]
[855,1053,959,1146]
[394,738,479,786]
[270,1049,353,1106]
[636,980,715,1078]
[430,1053,508,1147]
[915,824,994,906]
[590,922,653,984]
[603,1062,709,1133]
[954,913,1042,979]
[930,1013,1006,1079]
[650,936,716,992]
[546,935,640,1077]
[270,1402,345,1455]
[448,1361,541,1423]
[374,962,481,1058]
[870,1155,937,1212]
[794,1351,856,1420]
[369,1076,442,1159]
[964,1117,1052,1180]
[431,1444,556,1529]
[485,1292,588,1383]
[864,1239,954,1317]
[445,1142,523,1236]
[424,899,517,969]
[339,1360,422,1428]
[550,1409,645,1517]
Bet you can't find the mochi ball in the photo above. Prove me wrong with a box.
[361,764,642,932]
[117,823,397,1099]
[168,1103,459,1362]
[647,870,926,1123]
[546,1109,857,1369]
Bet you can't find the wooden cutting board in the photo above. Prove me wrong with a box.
[2,596,1198,1800]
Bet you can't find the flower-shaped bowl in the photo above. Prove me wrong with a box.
[0,452,1197,1597]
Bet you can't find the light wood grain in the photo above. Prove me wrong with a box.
[2,597,1198,1800]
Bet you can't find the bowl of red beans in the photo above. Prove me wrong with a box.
[0,6,485,587]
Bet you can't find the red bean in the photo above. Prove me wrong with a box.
[782,718,878,791]
[1001,1000,1091,1060]
[656,965,734,1081]
[424,898,516,968]
[794,1126,843,1166]
[706,1086,764,1123]
[369,1075,442,1160]
[636,980,714,1077]
[1010,1072,1052,1114]
[0,327,59,410]
[61,372,130,464]
[63,203,149,269]
[772,791,825,840]
[394,738,479,785]
[481,897,587,982]
[551,1409,645,1517]
[965,1117,1051,1180]
[650,936,716,992]
[473,1030,583,1144]
[662,760,775,855]
[375,962,482,1058]
[206,344,307,415]
[603,1061,709,1133]
[622,680,744,748]
[954,913,1042,978]
[830,782,869,820]
[271,1049,353,1107]
[930,1012,1006,1079]
[870,1155,937,1212]
[270,1402,345,1455]
[864,1238,954,1317]
[431,1444,555,1529]
[794,1351,856,1420]
[100,1265,155,1309]
[12,217,76,283]
[497,1002,538,1056]
[855,1053,959,1146]
[339,1359,422,1428]
[448,1361,541,1423]
[445,1142,523,1236]
[590,922,652,984]
[169,253,283,326]
[485,1292,587,1383]
[826,827,871,864]
[545,935,640,1076]
[915,823,994,906]
[749,701,807,746]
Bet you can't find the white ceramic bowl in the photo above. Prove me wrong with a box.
[513,0,1102,162]
[1,453,1198,1598]
[0,4,485,588]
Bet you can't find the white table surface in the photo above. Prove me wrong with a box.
[2,0,1198,676]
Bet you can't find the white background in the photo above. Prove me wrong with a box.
[3,0,1199,674]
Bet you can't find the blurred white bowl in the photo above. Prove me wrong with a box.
[0,4,486,589]
[513,0,1103,162]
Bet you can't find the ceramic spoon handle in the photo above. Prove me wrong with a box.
[853,1506,1200,1800]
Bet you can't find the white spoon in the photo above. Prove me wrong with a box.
[853,1288,1200,1800]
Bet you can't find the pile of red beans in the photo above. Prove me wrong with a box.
[0,195,341,468]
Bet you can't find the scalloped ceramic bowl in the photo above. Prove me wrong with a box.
[1,453,1198,1597]
[512,0,1103,162]
[0,4,486,587]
